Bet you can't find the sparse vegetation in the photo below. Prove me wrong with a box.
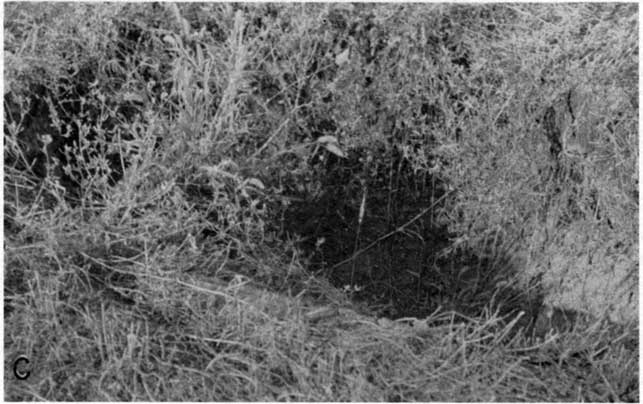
[4,3,638,401]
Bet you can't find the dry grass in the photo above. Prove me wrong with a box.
[4,3,638,401]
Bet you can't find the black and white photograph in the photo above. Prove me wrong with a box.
[3,2,638,401]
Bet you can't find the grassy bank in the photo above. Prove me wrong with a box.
[4,3,638,401]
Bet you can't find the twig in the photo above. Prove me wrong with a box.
[251,118,290,159]
[351,180,367,285]
[330,189,455,272]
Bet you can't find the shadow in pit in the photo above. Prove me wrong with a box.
[280,147,545,332]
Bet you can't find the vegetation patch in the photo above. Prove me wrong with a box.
[4,3,638,401]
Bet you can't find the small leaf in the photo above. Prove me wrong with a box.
[324,142,346,158]
[195,44,204,66]
[163,35,176,46]
[316,135,338,145]
[246,178,265,190]
[358,189,367,224]
[335,47,350,66]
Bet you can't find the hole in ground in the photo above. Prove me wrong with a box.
[280,147,545,329]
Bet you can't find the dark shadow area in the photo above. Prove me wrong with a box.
[280,145,546,329]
